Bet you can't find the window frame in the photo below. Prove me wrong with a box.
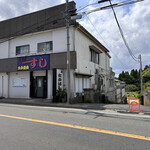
[109,79,114,87]
[90,48,99,64]
[37,41,53,53]
[16,45,30,56]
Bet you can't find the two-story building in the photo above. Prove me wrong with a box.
[0,2,115,102]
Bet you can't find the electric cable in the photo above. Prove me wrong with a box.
[77,0,135,12]
[85,15,133,70]
[109,0,139,61]
[77,2,101,12]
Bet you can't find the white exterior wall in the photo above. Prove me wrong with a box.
[6,27,74,58]
[0,41,9,59]
[53,28,74,53]
[9,72,30,98]
[74,29,110,90]
[75,29,99,76]
[0,73,8,98]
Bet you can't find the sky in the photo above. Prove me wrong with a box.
[0,0,149,76]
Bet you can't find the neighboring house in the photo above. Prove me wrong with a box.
[0,2,115,102]
[114,78,126,103]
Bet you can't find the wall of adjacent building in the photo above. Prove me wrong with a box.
[74,27,111,94]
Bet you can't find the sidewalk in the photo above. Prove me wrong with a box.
[0,98,150,115]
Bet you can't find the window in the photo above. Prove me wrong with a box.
[37,41,53,53]
[16,45,29,55]
[90,49,99,64]
[109,79,114,87]
[75,77,90,93]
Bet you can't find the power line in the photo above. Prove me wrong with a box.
[77,2,101,12]
[85,16,132,70]
[77,0,136,13]
[109,0,139,61]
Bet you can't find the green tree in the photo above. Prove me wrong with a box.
[118,64,150,92]
[125,84,139,92]
[143,68,150,85]
[144,65,150,71]
[118,71,125,81]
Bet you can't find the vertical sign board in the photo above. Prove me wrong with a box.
[57,69,63,90]
[17,54,50,71]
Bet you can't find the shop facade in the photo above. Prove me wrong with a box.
[0,2,115,102]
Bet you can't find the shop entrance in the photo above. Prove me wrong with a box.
[30,71,47,98]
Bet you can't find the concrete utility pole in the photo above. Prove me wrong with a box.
[139,54,144,105]
[66,0,71,104]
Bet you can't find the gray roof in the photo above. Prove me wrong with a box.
[0,2,76,40]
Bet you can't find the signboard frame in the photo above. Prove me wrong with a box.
[17,54,50,71]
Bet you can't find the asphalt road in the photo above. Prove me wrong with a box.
[0,103,150,150]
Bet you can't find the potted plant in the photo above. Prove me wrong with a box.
[56,87,67,103]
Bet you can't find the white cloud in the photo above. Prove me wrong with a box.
[79,0,150,75]
[0,0,65,21]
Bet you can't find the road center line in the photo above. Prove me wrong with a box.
[0,114,150,141]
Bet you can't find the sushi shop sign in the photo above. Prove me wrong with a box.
[17,54,50,71]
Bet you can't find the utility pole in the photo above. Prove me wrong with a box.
[139,54,144,105]
[66,0,70,104]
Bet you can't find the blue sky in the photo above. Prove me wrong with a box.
[0,0,149,76]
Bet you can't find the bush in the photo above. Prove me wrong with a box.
[144,82,150,91]
[84,99,94,103]
[125,84,139,92]
[146,87,150,91]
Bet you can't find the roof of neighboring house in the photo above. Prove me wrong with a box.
[115,78,126,84]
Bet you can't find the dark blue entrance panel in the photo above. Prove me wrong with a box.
[17,54,50,71]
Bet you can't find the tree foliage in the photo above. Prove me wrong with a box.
[118,64,150,92]
[143,68,150,83]
[125,84,139,92]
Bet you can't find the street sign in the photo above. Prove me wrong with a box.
[128,99,140,112]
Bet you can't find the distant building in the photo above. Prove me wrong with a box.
[0,2,115,103]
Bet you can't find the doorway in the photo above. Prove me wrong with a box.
[30,71,47,98]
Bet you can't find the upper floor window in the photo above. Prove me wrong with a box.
[37,41,53,53]
[16,45,30,55]
[109,79,114,87]
[90,48,99,64]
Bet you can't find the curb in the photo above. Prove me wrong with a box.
[0,100,106,110]
[0,100,149,115]
[117,110,150,115]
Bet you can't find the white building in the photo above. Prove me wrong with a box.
[0,2,115,102]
